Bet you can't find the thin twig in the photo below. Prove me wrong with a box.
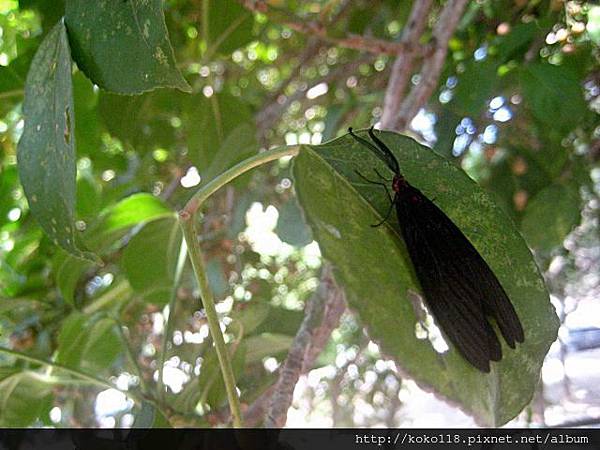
[0,346,155,409]
[257,56,373,135]
[393,0,469,131]
[264,264,346,427]
[380,0,434,129]
[182,145,299,216]
[263,38,322,107]
[82,280,131,315]
[239,0,424,56]
[157,239,188,402]
[111,317,152,397]
[160,165,189,201]
[0,89,24,100]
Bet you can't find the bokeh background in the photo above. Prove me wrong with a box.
[0,0,599,427]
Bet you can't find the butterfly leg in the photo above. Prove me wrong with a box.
[370,200,396,227]
[354,170,395,227]
[354,170,393,204]
[373,168,392,183]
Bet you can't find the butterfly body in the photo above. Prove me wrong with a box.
[349,127,524,372]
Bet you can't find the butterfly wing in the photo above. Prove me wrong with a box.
[395,185,524,372]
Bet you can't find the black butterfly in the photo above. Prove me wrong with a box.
[349,127,524,372]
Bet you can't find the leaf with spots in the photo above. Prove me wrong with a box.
[292,129,559,426]
[17,20,98,263]
[65,0,191,94]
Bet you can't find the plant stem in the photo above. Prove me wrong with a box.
[0,346,151,407]
[180,216,243,427]
[0,89,24,100]
[111,317,152,396]
[179,145,299,427]
[157,238,188,402]
[182,145,299,216]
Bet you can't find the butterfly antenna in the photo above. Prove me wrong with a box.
[348,127,384,157]
[367,127,400,174]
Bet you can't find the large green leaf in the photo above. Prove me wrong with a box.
[99,193,174,234]
[275,196,314,247]
[53,250,93,305]
[17,20,97,263]
[65,0,190,94]
[520,63,586,135]
[202,123,257,183]
[122,217,182,304]
[56,312,122,371]
[182,92,253,169]
[292,129,559,426]
[244,333,294,364]
[0,370,53,427]
[521,184,580,251]
[207,0,253,56]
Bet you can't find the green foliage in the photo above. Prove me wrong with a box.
[56,312,122,371]
[520,62,587,134]
[132,401,172,428]
[65,0,190,94]
[0,369,53,426]
[122,217,182,304]
[196,342,246,409]
[17,21,96,262]
[451,60,499,117]
[521,183,581,251]
[244,333,293,364]
[98,193,174,234]
[206,0,253,56]
[53,250,93,305]
[275,197,313,247]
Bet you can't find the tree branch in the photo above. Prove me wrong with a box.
[380,0,434,129]
[392,0,469,131]
[239,0,425,56]
[263,264,346,427]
